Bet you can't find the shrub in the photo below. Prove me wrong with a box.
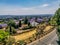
[0,30,9,44]
[6,37,15,45]
[22,26,33,30]
[6,27,16,35]
[17,40,26,45]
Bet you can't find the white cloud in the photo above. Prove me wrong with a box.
[41,4,49,7]
[0,3,59,15]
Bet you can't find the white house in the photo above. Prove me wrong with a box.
[30,21,39,27]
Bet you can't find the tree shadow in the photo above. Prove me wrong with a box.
[57,41,60,45]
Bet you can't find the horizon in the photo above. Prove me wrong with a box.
[0,14,53,16]
[0,0,60,15]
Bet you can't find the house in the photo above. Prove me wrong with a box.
[19,19,23,21]
[14,19,23,25]
[36,18,43,23]
[0,24,7,29]
[30,20,39,27]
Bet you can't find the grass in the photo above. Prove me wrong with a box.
[12,25,54,42]
[12,25,53,42]
[0,29,4,30]
[44,26,53,32]
[12,29,36,41]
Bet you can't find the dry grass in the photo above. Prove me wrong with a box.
[12,29,36,41]
[44,26,53,32]
[12,25,53,42]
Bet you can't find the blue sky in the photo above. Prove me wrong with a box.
[0,0,60,15]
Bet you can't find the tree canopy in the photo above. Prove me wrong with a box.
[54,8,60,25]
[0,30,9,43]
[48,8,60,43]
[50,8,60,26]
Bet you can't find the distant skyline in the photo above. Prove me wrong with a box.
[0,0,60,15]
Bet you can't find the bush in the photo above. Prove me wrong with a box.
[8,20,19,29]
[22,26,33,30]
[17,40,26,45]
[57,26,60,33]
[6,37,15,45]
[6,27,16,35]
[0,30,9,44]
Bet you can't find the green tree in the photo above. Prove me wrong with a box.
[9,25,12,34]
[28,22,30,26]
[8,19,18,29]
[19,20,21,27]
[50,8,60,26]
[0,30,9,45]
[6,26,16,35]
[8,20,15,26]
[54,8,60,44]
[50,8,60,42]
[53,8,60,26]
[24,17,28,24]
[8,20,16,28]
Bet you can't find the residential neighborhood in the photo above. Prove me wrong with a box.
[0,0,60,45]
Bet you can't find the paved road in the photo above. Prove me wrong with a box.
[28,29,59,45]
[49,34,58,45]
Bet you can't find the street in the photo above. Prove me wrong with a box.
[28,29,59,45]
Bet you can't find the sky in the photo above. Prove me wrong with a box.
[0,0,60,15]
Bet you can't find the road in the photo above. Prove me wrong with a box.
[28,29,59,45]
